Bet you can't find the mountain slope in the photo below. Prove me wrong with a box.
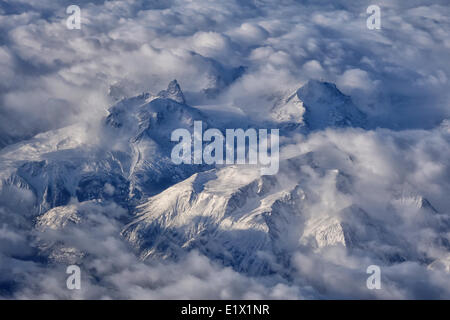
[120,150,449,277]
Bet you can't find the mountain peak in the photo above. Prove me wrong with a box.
[157,79,186,104]
[297,80,347,104]
[296,80,367,130]
[270,79,367,131]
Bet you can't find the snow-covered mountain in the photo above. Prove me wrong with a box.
[0,79,366,219]
[1,79,449,298]
[0,80,211,219]
[119,153,449,277]
[271,80,367,131]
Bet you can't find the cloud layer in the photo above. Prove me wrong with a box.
[1,0,449,142]
[0,0,449,299]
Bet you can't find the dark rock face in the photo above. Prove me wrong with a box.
[157,80,186,104]
[76,173,130,208]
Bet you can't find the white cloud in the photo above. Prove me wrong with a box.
[337,68,373,92]
[0,0,450,299]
